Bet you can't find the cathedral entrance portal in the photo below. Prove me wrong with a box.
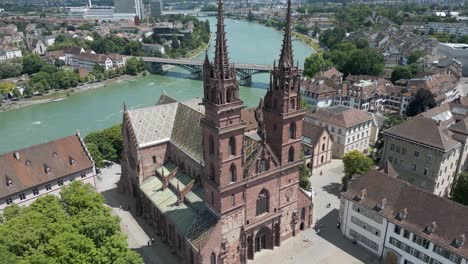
[254,226,273,253]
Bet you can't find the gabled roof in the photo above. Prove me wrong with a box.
[344,170,468,259]
[305,106,373,128]
[383,116,460,151]
[302,122,329,146]
[0,134,93,199]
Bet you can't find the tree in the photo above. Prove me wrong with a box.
[342,150,374,190]
[406,89,436,117]
[391,65,414,83]
[0,62,22,79]
[84,124,123,164]
[22,54,47,75]
[0,181,142,264]
[303,53,332,78]
[299,157,311,190]
[342,48,384,76]
[0,82,16,96]
[407,50,424,64]
[453,173,468,206]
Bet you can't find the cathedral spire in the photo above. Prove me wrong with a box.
[279,0,293,69]
[214,0,230,78]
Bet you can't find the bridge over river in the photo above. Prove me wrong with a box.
[138,56,301,86]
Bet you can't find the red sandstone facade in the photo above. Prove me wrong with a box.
[120,1,312,263]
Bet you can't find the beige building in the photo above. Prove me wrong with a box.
[381,101,468,196]
[304,106,373,158]
[302,122,333,171]
[0,132,96,211]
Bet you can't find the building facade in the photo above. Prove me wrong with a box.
[340,170,468,264]
[120,1,313,263]
[302,122,333,171]
[305,106,373,158]
[114,0,144,19]
[0,133,96,211]
[150,0,162,18]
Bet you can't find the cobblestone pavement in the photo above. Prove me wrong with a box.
[253,160,380,264]
[96,164,177,264]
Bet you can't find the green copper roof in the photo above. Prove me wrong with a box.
[155,161,177,177]
[169,171,193,190]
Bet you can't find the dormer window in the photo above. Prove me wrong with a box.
[356,189,367,201]
[69,157,76,165]
[13,151,20,160]
[376,198,387,211]
[52,152,58,158]
[397,208,408,221]
[25,160,32,166]
[6,176,12,187]
[454,234,465,248]
[44,164,51,174]
[425,221,437,234]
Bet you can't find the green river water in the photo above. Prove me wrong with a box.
[0,17,313,154]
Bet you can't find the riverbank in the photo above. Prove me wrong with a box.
[0,74,140,113]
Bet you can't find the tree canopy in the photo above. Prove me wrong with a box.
[391,65,414,83]
[303,53,332,78]
[406,89,436,117]
[84,124,123,166]
[0,181,142,264]
[453,173,468,206]
[342,150,374,190]
[299,157,311,190]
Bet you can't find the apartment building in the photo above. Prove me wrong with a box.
[381,101,468,196]
[0,132,96,211]
[305,106,373,158]
[426,22,468,37]
[340,170,468,264]
[0,46,22,61]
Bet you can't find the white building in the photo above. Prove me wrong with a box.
[426,22,468,37]
[340,170,468,264]
[305,106,373,158]
[0,47,22,61]
[0,132,96,211]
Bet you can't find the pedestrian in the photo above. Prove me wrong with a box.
[147,240,150,246]
[319,170,323,176]
[151,238,155,245]
[119,205,122,210]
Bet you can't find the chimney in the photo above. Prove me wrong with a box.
[6,176,12,187]
[13,151,20,160]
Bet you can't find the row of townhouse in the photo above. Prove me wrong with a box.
[0,132,96,211]
[301,60,462,116]
[0,46,22,61]
[45,46,127,71]
[381,99,468,197]
[426,22,468,37]
[340,169,468,264]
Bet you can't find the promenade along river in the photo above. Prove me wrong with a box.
[0,17,313,154]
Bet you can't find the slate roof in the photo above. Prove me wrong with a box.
[170,103,204,161]
[383,116,460,151]
[302,122,328,146]
[344,170,468,259]
[0,134,93,199]
[305,106,373,128]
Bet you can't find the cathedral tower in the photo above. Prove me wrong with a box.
[202,0,246,219]
[263,0,304,166]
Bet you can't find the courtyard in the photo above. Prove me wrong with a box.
[96,160,379,264]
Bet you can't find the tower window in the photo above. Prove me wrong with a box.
[210,164,215,182]
[259,159,268,173]
[256,189,269,215]
[322,143,326,151]
[229,163,236,183]
[289,122,296,139]
[290,98,295,110]
[231,194,235,206]
[209,135,214,155]
[228,137,236,156]
[152,156,156,164]
[288,146,295,163]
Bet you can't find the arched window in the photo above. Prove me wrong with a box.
[322,143,326,151]
[228,137,236,156]
[152,156,156,164]
[210,164,215,182]
[229,163,236,182]
[301,207,306,220]
[290,98,295,110]
[321,155,324,164]
[256,189,269,216]
[259,159,268,173]
[288,146,295,163]
[209,135,214,155]
[289,122,296,139]
[210,253,216,264]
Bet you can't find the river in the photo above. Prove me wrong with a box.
[0,17,313,154]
